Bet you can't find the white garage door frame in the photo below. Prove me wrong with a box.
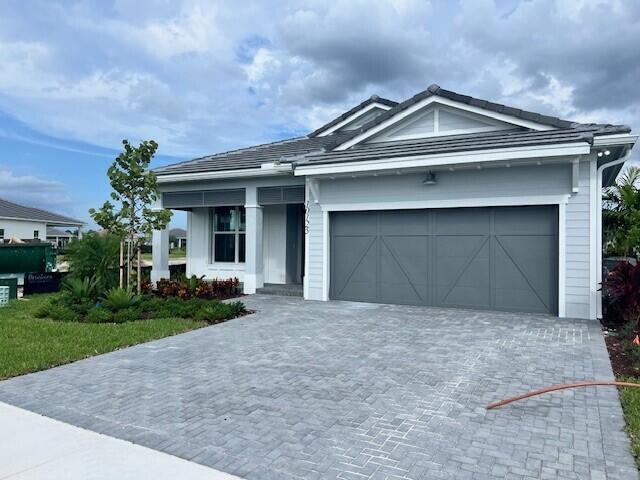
[320,194,571,317]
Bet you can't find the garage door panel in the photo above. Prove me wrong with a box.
[494,235,557,311]
[380,236,429,305]
[331,236,377,301]
[435,209,490,235]
[437,237,491,308]
[331,211,378,235]
[330,206,558,314]
[379,210,429,235]
[494,206,558,235]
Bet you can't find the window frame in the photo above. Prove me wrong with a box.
[210,206,246,264]
[0,228,4,240]
[33,230,39,239]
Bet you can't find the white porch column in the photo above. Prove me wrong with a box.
[151,227,170,284]
[244,187,263,294]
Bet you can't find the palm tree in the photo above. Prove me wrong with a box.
[603,166,640,257]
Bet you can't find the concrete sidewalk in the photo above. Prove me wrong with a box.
[0,402,241,480]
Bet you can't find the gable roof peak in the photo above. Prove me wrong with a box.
[427,83,441,94]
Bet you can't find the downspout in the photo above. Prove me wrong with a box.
[596,147,632,318]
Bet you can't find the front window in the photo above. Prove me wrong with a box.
[33,230,39,239]
[211,206,245,263]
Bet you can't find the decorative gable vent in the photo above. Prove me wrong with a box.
[367,105,520,144]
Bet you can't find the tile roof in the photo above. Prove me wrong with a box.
[307,95,398,137]
[46,227,77,236]
[300,124,631,167]
[0,197,84,225]
[154,84,632,177]
[154,133,352,176]
[319,84,581,151]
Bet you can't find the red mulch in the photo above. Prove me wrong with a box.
[603,323,640,378]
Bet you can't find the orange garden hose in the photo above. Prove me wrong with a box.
[486,381,640,409]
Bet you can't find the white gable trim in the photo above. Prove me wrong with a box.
[317,102,393,137]
[368,105,516,143]
[334,96,556,150]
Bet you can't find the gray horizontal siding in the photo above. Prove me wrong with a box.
[306,201,324,300]
[564,160,592,319]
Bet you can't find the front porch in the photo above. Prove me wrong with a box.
[151,183,306,295]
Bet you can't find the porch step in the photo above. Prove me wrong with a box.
[256,283,303,297]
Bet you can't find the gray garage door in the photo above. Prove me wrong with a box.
[330,206,558,314]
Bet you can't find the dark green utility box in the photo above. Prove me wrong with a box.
[0,278,18,299]
[0,243,56,274]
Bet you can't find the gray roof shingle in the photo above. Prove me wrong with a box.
[154,133,352,176]
[154,84,632,177]
[319,84,581,151]
[307,95,398,137]
[0,197,84,225]
[300,124,630,167]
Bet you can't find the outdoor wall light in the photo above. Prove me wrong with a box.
[423,171,437,185]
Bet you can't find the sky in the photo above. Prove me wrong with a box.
[0,0,639,229]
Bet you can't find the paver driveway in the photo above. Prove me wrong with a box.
[0,295,637,479]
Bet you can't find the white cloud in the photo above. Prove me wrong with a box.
[0,0,637,161]
[244,48,281,85]
[0,167,73,212]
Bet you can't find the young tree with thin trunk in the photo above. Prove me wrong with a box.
[90,139,172,292]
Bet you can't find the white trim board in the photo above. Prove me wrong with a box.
[317,102,393,137]
[157,164,293,183]
[368,104,517,144]
[334,96,556,151]
[320,195,570,212]
[294,143,591,176]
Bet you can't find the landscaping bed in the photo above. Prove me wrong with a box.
[0,275,249,380]
[603,324,640,465]
[600,260,640,467]
[0,294,205,380]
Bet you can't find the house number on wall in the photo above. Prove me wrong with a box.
[304,201,310,235]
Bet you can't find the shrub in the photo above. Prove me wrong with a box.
[61,276,98,304]
[86,307,114,323]
[48,304,82,322]
[155,276,240,300]
[603,261,640,332]
[153,298,205,318]
[65,232,120,290]
[34,303,51,318]
[113,307,143,323]
[101,287,141,312]
[194,302,228,323]
[195,300,246,323]
[226,300,247,318]
[69,301,94,316]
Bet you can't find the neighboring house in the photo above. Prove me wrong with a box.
[152,84,637,320]
[46,227,79,249]
[169,228,187,250]
[0,197,84,244]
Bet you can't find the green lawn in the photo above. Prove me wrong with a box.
[619,378,640,465]
[141,249,186,262]
[0,294,206,380]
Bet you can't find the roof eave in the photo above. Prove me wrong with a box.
[294,141,592,177]
[156,163,294,184]
[0,215,84,226]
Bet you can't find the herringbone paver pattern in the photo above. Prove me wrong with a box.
[0,296,636,479]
